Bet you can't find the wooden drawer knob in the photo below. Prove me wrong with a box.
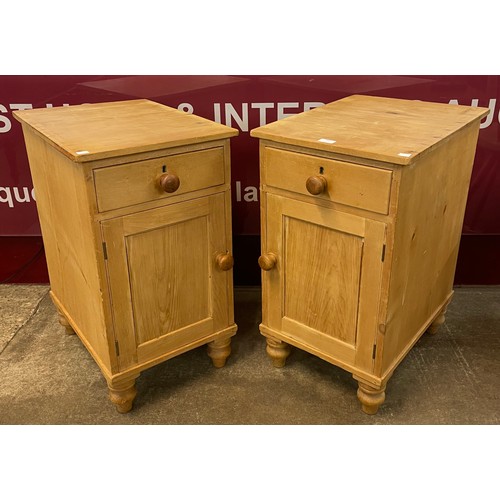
[258,253,277,271]
[216,253,234,271]
[306,175,327,195]
[158,172,180,193]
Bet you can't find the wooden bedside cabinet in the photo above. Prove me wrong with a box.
[14,100,238,413]
[251,95,488,414]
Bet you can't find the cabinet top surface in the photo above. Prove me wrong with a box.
[13,99,238,162]
[250,95,489,165]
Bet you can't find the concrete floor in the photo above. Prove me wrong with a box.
[0,284,499,424]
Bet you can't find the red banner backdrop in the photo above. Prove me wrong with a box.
[1,75,499,284]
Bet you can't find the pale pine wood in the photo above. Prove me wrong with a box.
[427,301,450,335]
[260,323,379,385]
[251,94,488,165]
[94,147,225,212]
[14,99,238,162]
[255,95,486,414]
[101,193,231,369]
[50,291,114,381]
[280,317,356,365]
[356,380,387,415]
[352,219,387,374]
[222,144,236,328]
[284,216,362,345]
[209,193,232,332]
[137,319,214,364]
[264,147,393,214]
[108,325,237,386]
[16,100,238,412]
[107,376,139,414]
[126,216,210,344]
[55,310,75,335]
[207,337,232,368]
[379,123,482,379]
[265,337,292,368]
[21,128,113,370]
[262,194,384,370]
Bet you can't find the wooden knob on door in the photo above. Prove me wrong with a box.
[306,175,327,195]
[216,253,234,271]
[258,253,277,271]
[158,173,180,193]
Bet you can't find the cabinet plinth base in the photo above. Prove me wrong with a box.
[266,337,292,368]
[108,378,138,414]
[207,337,232,368]
[356,381,386,415]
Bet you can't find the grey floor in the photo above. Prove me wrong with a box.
[0,284,499,424]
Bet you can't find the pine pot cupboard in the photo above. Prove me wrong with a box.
[251,95,488,414]
[14,100,238,413]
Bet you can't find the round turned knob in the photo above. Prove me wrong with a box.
[258,253,277,271]
[216,253,234,271]
[158,172,180,193]
[306,175,327,195]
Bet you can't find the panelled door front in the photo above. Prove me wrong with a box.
[102,193,230,370]
[262,194,386,372]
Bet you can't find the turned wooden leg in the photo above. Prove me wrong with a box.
[427,303,450,335]
[108,378,138,414]
[56,310,75,335]
[207,337,231,368]
[266,337,291,368]
[356,381,386,415]
[50,293,75,335]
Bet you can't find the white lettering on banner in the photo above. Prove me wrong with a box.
[251,103,274,126]
[13,187,30,203]
[0,187,13,208]
[0,187,36,208]
[277,102,299,120]
[213,103,221,123]
[10,104,33,112]
[226,103,249,131]
[2,99,500,136]
[0,103,70,133]
[235,181,258,202]
[212,102,326,130]
[0,104,12,133]
[449,98,497,129]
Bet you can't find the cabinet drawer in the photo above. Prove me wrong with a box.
[94,147,225,212]
[264,147,393,214]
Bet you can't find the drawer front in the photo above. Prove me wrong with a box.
[94,147,225,212]
[264,147,393,215]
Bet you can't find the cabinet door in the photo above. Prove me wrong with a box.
[262,194,386,372]
[101,193,231,370]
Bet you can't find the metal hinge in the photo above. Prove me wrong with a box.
[115,340,120,357]
[372,344,377,359]
[102,242,108,260]
[381,244,386,262]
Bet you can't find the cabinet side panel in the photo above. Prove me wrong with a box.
[22,127,111,371]
[381,123,481,376]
